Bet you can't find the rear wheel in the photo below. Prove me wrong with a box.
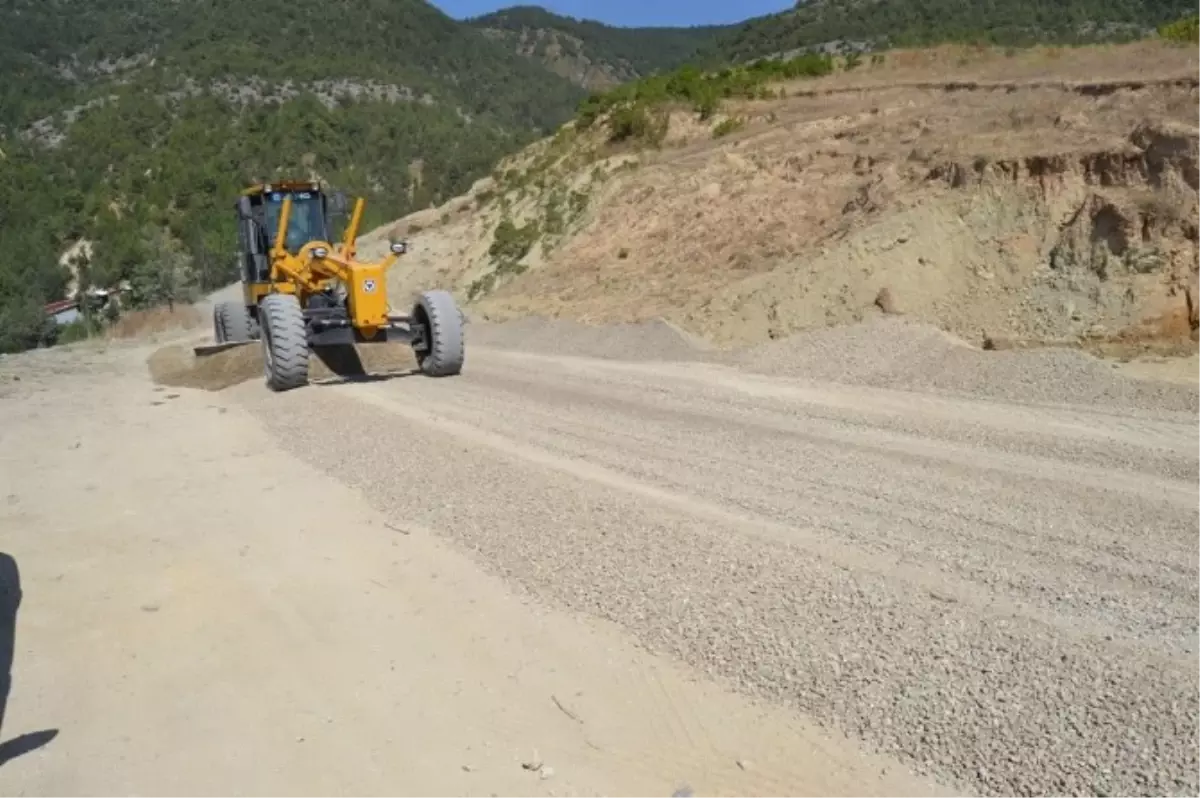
[412,289,464,377]
[259,293,309,392]
[216,300,254,343]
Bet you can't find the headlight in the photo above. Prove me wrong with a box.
[312,246,328,258]
[390,241,408,255]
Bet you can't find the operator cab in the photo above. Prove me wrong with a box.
[262,188,330,253]
[236,181,336,284]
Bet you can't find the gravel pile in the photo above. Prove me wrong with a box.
[735,317,1199,413]
[468,315,1196,414]
[468,317,717,363]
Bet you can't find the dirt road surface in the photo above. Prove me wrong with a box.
[0,318,1196,797]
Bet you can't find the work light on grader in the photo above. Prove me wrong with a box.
[196,181,464,391]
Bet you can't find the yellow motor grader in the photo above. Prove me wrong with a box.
[196,180,464,391]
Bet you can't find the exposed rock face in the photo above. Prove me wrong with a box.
[476,26,635,91]
[984,122,1200,345]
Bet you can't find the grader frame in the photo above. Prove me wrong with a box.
[199,181,464,391]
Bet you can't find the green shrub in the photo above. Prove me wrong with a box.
[543,192,565,236]
[1159,14,1199,43]
[572,51,834,139]
[488,217,540,266]
[569,189,590,218]
[56,318,100,345]
[607,103,667,145]
[712,116,745,138]
[466,273,497,301]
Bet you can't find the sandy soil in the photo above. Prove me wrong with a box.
[1,312,1196,797]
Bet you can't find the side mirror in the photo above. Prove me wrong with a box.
[330,191,348,215]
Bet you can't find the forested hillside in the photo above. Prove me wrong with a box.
[467,6,729,89]
[716,0,1197,60]
[0,0,587,352]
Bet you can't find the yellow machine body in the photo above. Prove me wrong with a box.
[197,179,415,356]
[197,179,464,394]
[262,189,399,340]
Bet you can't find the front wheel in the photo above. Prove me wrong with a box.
[212,304,227,344]
[259,293,309,392]
[412,289,464,377]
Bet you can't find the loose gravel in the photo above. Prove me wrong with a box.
[233,317,1199,797]
[735,317,1199,413]
[468,317,720,362]
[469,315,1197,412]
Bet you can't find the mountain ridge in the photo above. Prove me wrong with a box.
[465,5,731,89]
[719,0,1196,60]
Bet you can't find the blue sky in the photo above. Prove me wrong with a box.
[431,1,793,28]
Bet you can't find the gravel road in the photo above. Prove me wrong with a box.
[227,320,1200,798]
[4,340,946,797]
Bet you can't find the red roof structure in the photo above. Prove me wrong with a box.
[44,298,79,316]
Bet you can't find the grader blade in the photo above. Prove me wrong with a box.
[192,341,256,357]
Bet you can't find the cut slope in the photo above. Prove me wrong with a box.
[734,317,1199,411]
[367,41,1199,358]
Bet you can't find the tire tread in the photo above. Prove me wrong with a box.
[260,294,309,391]
[414,289,464,377]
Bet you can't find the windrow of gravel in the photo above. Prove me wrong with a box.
[733,317,1199,413]
[465,315,1197,414]
[467,317,720,363]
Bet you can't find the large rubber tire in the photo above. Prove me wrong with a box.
[212,304,227,344]
[412,289,464,377]
[216,300,255,343]
[259,293,310,392]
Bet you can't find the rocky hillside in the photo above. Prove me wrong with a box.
[467,6,729,90]
[364,41,1199,359]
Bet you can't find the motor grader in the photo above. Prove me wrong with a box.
[196,180,464,391]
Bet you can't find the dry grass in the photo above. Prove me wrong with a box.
[107,304,207,340]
